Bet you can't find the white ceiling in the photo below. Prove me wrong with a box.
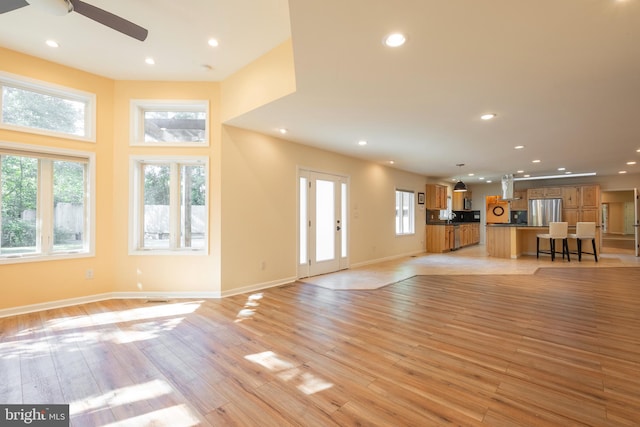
[2,0,640,184]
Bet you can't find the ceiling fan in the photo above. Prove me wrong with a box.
[0,0,148,41]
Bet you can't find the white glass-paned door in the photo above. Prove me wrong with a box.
[298,170,349,278]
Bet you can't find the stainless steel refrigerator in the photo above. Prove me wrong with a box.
[528,198,563,226]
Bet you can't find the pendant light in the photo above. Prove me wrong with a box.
[453,163,468,192]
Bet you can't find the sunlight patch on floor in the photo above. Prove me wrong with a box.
[235,293,263,322]
[70,379,173,416]
[101,404,201,427]
[37,301,203,333]
[245,350,334,395]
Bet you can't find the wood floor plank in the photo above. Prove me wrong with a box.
[2,266,640,425]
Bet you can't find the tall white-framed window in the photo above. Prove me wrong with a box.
[0,72,96,142]
[0,142,95,263]
[130,155,208,254]
[130,100,209,146]
[395,189,415,235]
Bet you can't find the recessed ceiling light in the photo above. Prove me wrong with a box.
[524,174,531,178]
[358,140,367,146]
[481,113,497,120]
[637,148,640,152]
[565,171,572,174]
[619,170,627,174]
[558,167,566,171]
[45,40,59,48]
[517,170,524,174]
[145,57,155,65]
[479,177,485,180]
[532,159,541,163]
[389,160,395,165]
[208,38,219,47]
[486,180,492,183]
[383,33,406,47]
[626,161,636,165]
[278,128,288,134]
[468,173,474,177]
[514,145,524,149]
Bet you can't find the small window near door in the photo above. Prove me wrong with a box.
[395,190,415,235]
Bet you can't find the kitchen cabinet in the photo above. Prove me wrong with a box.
[510,190,528,210]
[562,186,579,209]
[426,184,448,210]
[459,223,480,247]
[426,225,453,253]
[579,208,599,223]
[527,188,545,199]
[527,187,562,199]
[426,223,479,253]
[580,185,599,208]
[544,187,562,197]
[563,208,578,225]
[563,207,600,226]
[452,190,472,210]
[562,184,600,225]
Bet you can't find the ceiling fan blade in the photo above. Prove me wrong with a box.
[69,0,148,41]
[1,0,29,14]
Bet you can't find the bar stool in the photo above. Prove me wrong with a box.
[568,222,598,262]
[537,222,570,262]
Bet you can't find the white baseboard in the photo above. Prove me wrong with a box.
[350,250,425,269]
[0,278,296,319]
[0,293,113,319]
[220,276,297,298]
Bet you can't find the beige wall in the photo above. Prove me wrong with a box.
[220,126,427,293]
[111,80,223,296]
[221,39,296,122]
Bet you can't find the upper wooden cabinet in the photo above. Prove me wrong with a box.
[426,184,448,210]
[560,184,601,225]
[562,186,580,208]
[510,190,528,210]
[452,190,472,210]
[527,187,562,199]
[527,184,600,225]
[544,187,562,197]
[527,188,545,199]
[562,185,600,208]
[580,185,600,208]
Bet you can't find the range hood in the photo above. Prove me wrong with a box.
[501,174,518,200]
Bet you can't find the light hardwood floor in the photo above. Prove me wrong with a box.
[1,250,640,426]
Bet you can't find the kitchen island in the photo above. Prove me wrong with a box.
[486,224,601,259]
